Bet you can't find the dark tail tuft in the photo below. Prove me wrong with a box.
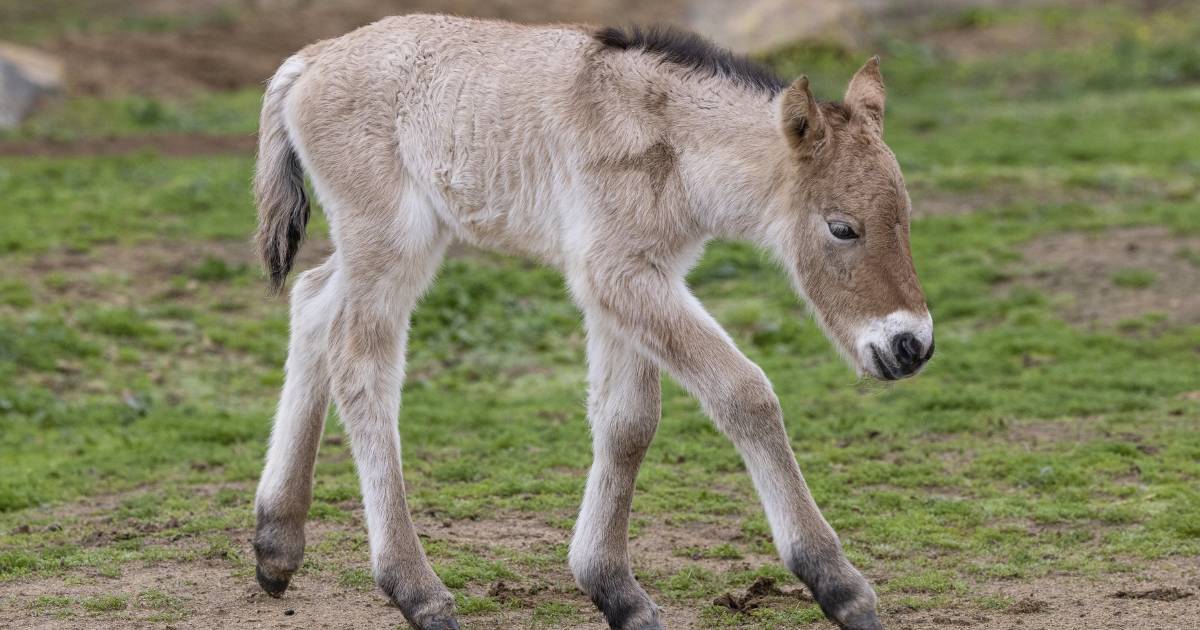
[254,56,309,296]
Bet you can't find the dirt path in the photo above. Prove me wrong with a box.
[0,134,255,158]
[2,495,1196,629]
[1017,227,1200,328]
[1,544,1194,629]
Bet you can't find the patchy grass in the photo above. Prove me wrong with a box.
[0,0,241,43]
[1111,268,1157,289]
[80,594,127,612]
[0,90,262,142]
[1,3,1198,629]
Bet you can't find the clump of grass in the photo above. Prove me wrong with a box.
[81,594,127,612]
[455,593,501,615]
[136,589,182,610]
[337,568,373,590]
[0,278,33,307]
[531,601,578,626]
[29,594,72,612]
[189,256,249,282]
[82,307,159,339]
[1111,268,1156,289]
[675,543,743,560]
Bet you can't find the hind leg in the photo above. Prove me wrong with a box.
[323,197,457,629]
[254,258,339,594]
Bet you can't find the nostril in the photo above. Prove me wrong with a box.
[892,332,924,367]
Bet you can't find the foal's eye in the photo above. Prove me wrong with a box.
[828,221,859,240]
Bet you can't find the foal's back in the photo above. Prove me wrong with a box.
[286,15,609,262]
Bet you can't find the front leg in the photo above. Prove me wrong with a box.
[571,259,883,630]
[569,318,663,630]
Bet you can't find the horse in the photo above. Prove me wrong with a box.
[251,15,932,630]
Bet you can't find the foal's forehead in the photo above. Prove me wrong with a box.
[821,140,908,220]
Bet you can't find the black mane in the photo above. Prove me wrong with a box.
[595,25,786,94]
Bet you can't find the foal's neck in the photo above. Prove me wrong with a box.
[668,88,793,246]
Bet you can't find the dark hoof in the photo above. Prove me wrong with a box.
[838,613,884,630]
[256,564,292,597]
[253,508,306,598]
[627,618,663,630]
[381,575,459,630]
[397,610,461,630]
[586,583,661,630]
[787,548,883,630]
[414,617,460,630]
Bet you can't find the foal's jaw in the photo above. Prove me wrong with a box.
[851,310,934,381]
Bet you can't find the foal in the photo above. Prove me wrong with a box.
[252,15,932,630]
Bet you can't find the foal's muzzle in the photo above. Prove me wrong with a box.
[855,310,934,381]
[870,333,934,381]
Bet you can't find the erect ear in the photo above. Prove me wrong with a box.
[779,75,828,154]
[844,56,885,130]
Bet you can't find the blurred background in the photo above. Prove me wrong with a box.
[1,1,1198,629]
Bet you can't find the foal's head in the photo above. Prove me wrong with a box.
[768,58,933,380]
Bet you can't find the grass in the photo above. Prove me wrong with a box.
[1111,268,1157,289]
[0,90,263,142]
[1,2,1198,628]
[80,594,127,612]
[0,0,241,44]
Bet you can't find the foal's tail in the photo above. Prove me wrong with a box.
[254,56,310,295]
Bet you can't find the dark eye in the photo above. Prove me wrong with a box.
[828,221,859,240]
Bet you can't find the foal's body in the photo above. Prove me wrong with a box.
[253,15,932,630]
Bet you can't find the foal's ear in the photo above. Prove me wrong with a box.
[779,76,828,154]
[844,56,886,130]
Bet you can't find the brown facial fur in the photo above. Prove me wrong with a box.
[774,60,926,357]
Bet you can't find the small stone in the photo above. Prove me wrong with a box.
[284,609,295,616]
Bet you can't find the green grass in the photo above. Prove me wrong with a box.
[0,90,263,142]
[1,3,1199,628]
[0,0,241,44]
[1111,268,1157,289]
[80,594,127,612]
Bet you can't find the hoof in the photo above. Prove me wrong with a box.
[398,609,462,630]
[835,610,885,630]
[788,548,883,630]
[413,617,461,630]
[253,508,306,598]
[380,572,459,630]
[577,572,661,630]
[256,564,293,597]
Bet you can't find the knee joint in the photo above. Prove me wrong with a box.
[710,374,783,434]
[594,420,657,463]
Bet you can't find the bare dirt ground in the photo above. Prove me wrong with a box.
[892,557,1199,630]
[1018,226,1200,328]
[1,496,1196,629]
[4,476,1198,629]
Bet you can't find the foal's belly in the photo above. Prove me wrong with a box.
[418,166,569,268]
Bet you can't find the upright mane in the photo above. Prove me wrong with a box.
[595,25,786,94]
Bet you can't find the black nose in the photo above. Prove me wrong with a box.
[891,332,930,376]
